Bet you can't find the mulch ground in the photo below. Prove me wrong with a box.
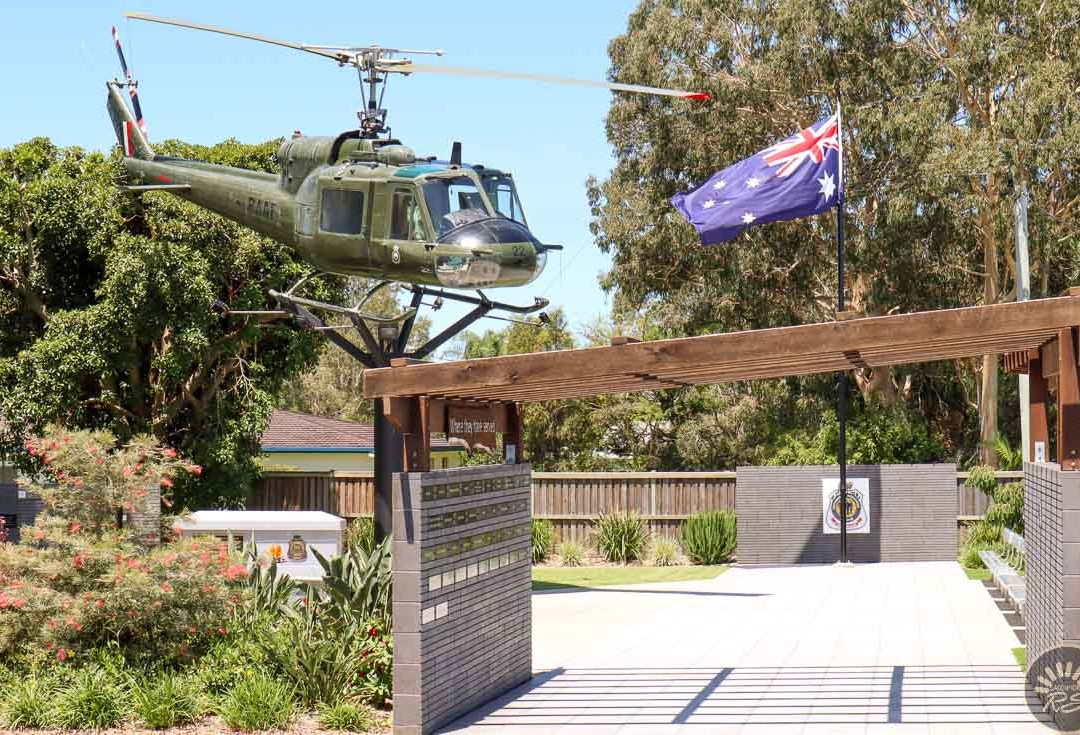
[0,711,392,734]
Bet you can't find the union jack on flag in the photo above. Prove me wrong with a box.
[671,108,843,245]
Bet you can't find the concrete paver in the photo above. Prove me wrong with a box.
[442,562,1045,734]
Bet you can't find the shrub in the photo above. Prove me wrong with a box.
[242,552,297,620]
[312,537,392,629]
[52,666,129,730]
[0,524,243,666]
[531,519,555,563]
[218,673,295,731]
[259,610,366,707]
[967,465,998,498]
[317,701,375,731]
[192,634,272,701]
[132,671,205,729]
[985,481,1023,533]
[356,622,393,707]
[959,543,985,569]
[652,538,680,567]
[593,511,649,563]
[21,426,200,536]
[344,517,376,556]
[557,541,586,567]
[1,672,56,729]
[681,511,737,565]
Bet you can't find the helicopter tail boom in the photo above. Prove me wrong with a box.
[107,81,155,160]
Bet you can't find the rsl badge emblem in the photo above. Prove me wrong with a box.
[287,534,308,561]
[822,478,870,534]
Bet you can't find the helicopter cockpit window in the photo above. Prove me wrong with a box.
[421,176,493,236]
[319,188,365,235]
[480,174,527,226]
[390,189,426,241]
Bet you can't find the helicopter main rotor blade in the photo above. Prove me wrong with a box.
[389,62,709,100]
[124,12,352,65]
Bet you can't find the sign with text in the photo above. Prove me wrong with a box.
[822,477,870,534]
[447,404,497,451]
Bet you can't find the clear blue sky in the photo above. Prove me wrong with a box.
[0,0,640,342]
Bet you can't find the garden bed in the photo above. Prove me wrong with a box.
[532,564,727,591]
[4,712,391,735]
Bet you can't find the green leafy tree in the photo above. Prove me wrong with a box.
[589,0,1080,467]
[0,137,343,508]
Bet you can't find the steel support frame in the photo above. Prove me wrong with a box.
[272,283,544,541]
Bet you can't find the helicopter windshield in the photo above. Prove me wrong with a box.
[480,173,527,226]
[421,175,493,236]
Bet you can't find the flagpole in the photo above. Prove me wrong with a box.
[835,90,848,565]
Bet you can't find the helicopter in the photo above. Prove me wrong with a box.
[106,14,708,362]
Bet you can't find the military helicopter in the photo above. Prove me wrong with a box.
[106,14,708,363]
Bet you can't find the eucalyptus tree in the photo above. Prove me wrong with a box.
[590,0,1080,464]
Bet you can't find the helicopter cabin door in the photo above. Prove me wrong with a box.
[383,186,429,270]
[313,180,373,271]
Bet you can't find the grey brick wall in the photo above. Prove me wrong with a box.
[735,464,957,564]
[1023,462,1080,704]
[392,464,533,735]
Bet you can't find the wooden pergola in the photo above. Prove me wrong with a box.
[363,292,1080,474]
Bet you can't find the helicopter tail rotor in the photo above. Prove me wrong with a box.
[111,26,147,137]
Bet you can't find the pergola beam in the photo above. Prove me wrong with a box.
[364,295,1080,403]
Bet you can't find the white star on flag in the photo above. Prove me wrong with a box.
[741,211,756,224]
[817,172,836,201]
[713,180,727,190]
[702,199,716,209]
[746,176,761,189]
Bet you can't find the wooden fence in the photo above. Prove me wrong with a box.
[252,472,375,517]
[250,469,1021,542]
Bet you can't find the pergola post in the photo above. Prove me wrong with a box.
[1057,327,1080,470]
[1029,355,1050,463]
[504,402,523,464]
[373,397,403,543]
[401,397,431,473]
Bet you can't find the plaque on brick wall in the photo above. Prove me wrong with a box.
[822,477,870,534]
[392,464,532,735]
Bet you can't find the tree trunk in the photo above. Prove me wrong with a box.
[979,354,999,467]
[978,187,1002,467]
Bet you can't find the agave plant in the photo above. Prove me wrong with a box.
[309,537,392,628]
[242,544,299,619]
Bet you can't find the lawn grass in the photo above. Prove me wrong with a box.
[532,565,727,591]
[964,567,992,581]
[1012,647,1026,669]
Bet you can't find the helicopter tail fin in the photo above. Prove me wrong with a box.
[106,81,154,161]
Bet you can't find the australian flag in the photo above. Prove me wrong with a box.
[671,110,842,245]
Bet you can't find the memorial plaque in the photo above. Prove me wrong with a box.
[447,404,498,451]
[392,464,532,735]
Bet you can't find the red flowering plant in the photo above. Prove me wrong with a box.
[21,425,201,535]
[0,425,236,667]
[0,519,245,666]
[357,619,393,706]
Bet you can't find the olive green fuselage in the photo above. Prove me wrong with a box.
[121,135,546,289]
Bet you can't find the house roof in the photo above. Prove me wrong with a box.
[261,410,461,453]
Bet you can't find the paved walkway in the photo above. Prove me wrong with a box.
[443,562,1049,734]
